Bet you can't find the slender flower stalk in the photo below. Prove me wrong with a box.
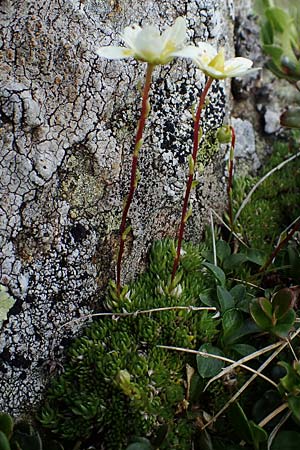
[96,17,199,296]
[116,63,154,295]
[171,45,256,283]
[227,126,236,231]
[171,76,214,283]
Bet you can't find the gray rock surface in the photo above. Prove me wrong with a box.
[230,117,260,173]
[0,0,235,415]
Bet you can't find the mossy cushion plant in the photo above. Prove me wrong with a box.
[39,240,219,450]
[233,132,300,252]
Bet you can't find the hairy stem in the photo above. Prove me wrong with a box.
[227,126,235,231]
[171,76,213,283]
[116,63,154,296]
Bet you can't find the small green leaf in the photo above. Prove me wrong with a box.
[230,284,249,312]
[249,420,268,447]
[224,319,260,344]
[189,373,205,404]
[196,429,214,450]
[263,44,283,59]
[216,240,231,264]
[11,422,43,450]
[151,424,168,449]
[280,108,300,129]
[272,309,296,338]
[222,310,243,344]
[228,402,253,444]
[121,225,132,241]
[0,431,10,450]
[250,299,273,330]
[196,344,225,378]
[272,288,294,319]
[216,125,232,144]
[244,248,266,266]
[279,361,300,394]
[199,289,219,308]
[0,413,13,439]
[223,253,248,273]
[202,262,226,286]
[266,59,300,82]
[217,286,235,313]
[259,297,273,320]
[265,7,292,33]
[271,431,300,450]
[261,19,273,45]
[230,344,257,357]
[288,396,300,422]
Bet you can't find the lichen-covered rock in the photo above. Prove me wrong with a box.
[0,0,234,414]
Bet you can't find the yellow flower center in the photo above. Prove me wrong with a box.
[208,48,225,72]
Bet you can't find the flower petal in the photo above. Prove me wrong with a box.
[224,57,254,77]
[171,45,201,59]
[196,42,217,59]
[162,16,186,49]
[227,67,260,78]
[202,66,225,79]
[133,25,164,62]
[97,16,195,65]
[224,57,253,71]
[122,24,142,48]
[96,46,134,59]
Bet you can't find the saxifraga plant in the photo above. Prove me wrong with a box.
[171,47,256,285]
[96,16,257,295]
[96,17,198,297]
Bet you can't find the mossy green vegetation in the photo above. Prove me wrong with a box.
[39,240,219,450]
[233,131,300,252]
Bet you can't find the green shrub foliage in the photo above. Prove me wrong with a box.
[39,240,218,449]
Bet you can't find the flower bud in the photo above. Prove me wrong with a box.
[216,125,232,144]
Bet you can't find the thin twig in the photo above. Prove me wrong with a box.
[267,410,292,450]
[234,151,300,223]
[158,345,277,388]
[287,338,299,362]
[210,209,249,247]
[258,402,289,428]
[230,277,265,291]
[210,209,217,266]
[204,341,283,391]
[200,327,300,431]
[259,218,300,272]
[58,306,217,332]
[275,215,300,248]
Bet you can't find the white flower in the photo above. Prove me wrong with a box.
[191,43,256,79]
[96,17,195,65]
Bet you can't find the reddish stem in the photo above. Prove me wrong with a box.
[227,126,235,231]
[171,76,214,283]
[259,219,300,273]
[116,63,154,296]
